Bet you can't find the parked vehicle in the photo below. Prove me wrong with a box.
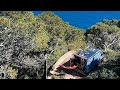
[49,46,104,78]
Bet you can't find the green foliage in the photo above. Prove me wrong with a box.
[38,11,87,64]
[0,65,18,79]
[105,50,120,62]
[24,75,30,79]
[0,11,47,79]
[48,42,67,62]
[86,20,120,51]
[87,22,120,36]
[0,16,10,27]
[103,19,119,26]
[39,11,63,26]
[0,11,87,78]
[3,11,34,20]
[65,28,87,50]
[85,19,120,79]
[32,29,50,51]
[86,68,119,79]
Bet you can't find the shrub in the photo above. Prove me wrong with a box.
[0,65,18,79]
[86,68,119,79]
[105,50,120,62]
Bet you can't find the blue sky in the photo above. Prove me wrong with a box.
[33,11,120,29]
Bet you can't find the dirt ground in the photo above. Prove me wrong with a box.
[47,73,84,79]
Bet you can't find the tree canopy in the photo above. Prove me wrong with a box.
[1,11,120,79]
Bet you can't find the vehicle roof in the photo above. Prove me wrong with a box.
[75,48,101,60]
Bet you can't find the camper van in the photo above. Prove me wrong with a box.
[49,46,104,78]
[74,46,104,73]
